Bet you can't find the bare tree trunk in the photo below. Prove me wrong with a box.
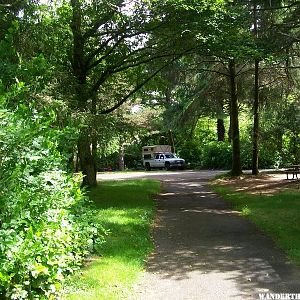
[78,132,97,187]
[228,101,232,143]
[229,59,242,176]
[252,59,260,175]
[217,99,225,142]
[71,0,98,186]
[252,4,260,175]
[168,129,175,153]
[217,118,225,142]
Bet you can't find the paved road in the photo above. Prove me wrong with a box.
[99,171,300,299]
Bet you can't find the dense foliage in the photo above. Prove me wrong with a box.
[0,86,105,299]
[0,6,106,297]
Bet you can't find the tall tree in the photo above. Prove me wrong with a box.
[252,3,260,175]
[249,0,300,173]
[66,0,231,185]
[67,0,185,185]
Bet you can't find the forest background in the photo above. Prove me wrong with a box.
[0,0,299,298]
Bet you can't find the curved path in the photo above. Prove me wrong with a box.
[98,171,300,299]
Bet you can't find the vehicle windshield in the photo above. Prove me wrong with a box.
[165,154,175,158]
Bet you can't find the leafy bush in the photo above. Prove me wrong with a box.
[177,140,203,168]
[0,92,104,299]
[200,141,232,169]
[240,137,283,169]
[240,138,252,170]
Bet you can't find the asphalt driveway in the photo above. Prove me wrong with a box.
[98,171,300,299]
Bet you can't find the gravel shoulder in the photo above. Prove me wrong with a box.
[98,171,300,299]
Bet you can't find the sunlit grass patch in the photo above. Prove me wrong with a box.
[63,179,160,300]
[213,183,300,265]
[241,205,251,216]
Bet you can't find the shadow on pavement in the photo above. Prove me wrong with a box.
[139,175,300,299]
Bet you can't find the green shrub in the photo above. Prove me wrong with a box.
[240,137,283,169]
[201,141,232,169]
[240,138,252,170]
[177,140,203,168]
[0,95,104,299]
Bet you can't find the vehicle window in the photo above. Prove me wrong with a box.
[165,154,175,158]
[155,154,160,159]
[160,155,164,159]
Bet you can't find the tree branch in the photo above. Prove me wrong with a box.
[278,31,300,42]
[85,22,167,69]
[85,35,117,66]
[87,36,126,70]
[113,52,174,73]
[91,45,191,93]
[99,58,179,114]
[83,11,117,39]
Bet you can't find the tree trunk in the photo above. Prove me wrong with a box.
[252,59,260,175]
[71,0,98,187]
[168,129,175,153]
[118,142,125,171]
[228,100,232,143]
[252,4,260,175]
[78,132,97,187]
[228,59,242,176]
[217,118,225,142]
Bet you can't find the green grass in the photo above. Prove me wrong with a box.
[63,179,160,300]
[213,184,300,265]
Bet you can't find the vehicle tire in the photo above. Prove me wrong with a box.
[165,162,171,171]
[145,163,151,171]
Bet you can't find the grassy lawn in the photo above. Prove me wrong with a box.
[212,178,300,265]
[63,179,160,300]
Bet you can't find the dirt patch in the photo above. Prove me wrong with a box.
[215,174,300,195]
